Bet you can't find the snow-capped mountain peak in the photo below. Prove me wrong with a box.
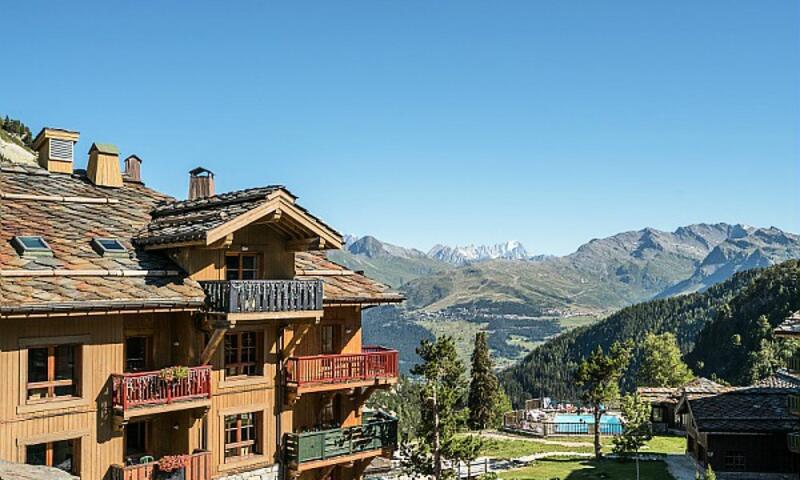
[427,241,529,265]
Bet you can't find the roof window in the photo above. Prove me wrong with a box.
[92,238,129,257]
[12,236,53,257]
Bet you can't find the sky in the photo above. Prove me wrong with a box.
[1,1,798,255]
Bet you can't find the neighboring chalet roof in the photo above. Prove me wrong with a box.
[136,186,343,250]
[754,369,800,389]
[296,252,405,305]
[774,310,800,338]
[684,387,799,434]
[638,377,730,406]
[0,158,205,316]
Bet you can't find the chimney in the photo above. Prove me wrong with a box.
[124,155,143,183]
[31,128,80,174]
[189,167,215,200]
[87,143,123,188]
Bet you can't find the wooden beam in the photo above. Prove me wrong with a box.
[199,327,228,365]
[287,237,326,252]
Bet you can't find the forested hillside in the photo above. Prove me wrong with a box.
[500,260,800,405]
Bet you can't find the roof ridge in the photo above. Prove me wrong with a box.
[151,185,286,217]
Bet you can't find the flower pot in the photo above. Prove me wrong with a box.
[155,467,185,480]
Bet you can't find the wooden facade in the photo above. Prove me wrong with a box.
[0,157,401,480]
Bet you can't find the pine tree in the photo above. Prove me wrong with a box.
[468,332,501,430]
[404,336,468,480]
[575,341,632,459]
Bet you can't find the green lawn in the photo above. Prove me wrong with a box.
[499,457,675,480]
[478,438,593,459]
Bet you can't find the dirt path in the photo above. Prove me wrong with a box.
[477,430,594,448]
[664,454,698,480]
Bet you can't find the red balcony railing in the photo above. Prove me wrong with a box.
[111,366,212,411]
[286,346,398,387]
[111,450,212,480]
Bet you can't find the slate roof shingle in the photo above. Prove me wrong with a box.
[296,252,405,305]
[775,311,800,337]
[1,157,399,313]
[687,387,798,434]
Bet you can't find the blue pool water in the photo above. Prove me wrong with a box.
[552,414,622,435]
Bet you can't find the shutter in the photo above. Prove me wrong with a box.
[49,139,73,161]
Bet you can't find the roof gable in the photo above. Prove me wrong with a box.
[137,187,343,250]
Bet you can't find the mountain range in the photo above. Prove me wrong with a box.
[427,240,530,265]
[333,224,800,370]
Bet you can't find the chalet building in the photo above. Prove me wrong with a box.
[775,311,800,468]
[0,127,403,480]
[637,377,731,433]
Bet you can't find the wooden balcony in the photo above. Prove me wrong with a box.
[284,412,397,472]
[111,451,211,480]
[285,346,399,395]
[790,394,800,417]
[200,280,323,322]
[789,432,800,454]
[111,366,212,420]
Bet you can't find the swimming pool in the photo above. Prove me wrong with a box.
[551,413,623,435]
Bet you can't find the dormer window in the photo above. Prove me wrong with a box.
[12,236,53,257]
[91,238,128,257]
[49,138,74,161]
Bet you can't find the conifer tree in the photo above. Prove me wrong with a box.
[468,332,501,430]
[404,336,468,480]
[575,341,632,459]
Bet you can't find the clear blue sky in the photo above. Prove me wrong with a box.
[2,1,797,255]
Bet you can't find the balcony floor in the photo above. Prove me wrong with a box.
[287,376,397,395]
[289,448,390,473]
[117,397,211,421]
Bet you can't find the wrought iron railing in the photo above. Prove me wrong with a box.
[285,346,398,387]
[200,280,323,314]
[284,412,397,466]
[111,366,211,411]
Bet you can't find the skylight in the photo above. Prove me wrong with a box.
[12,236,53,257]
[92,238,128,256]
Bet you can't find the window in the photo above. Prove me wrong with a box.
[26,439,78,474]
[724,451,746,471]
[224,412,260,461]
[91,238,128,257]
[125,337,151,372]
[321,325,336,354]
[12,236,53,257]
[27,345,79,401]
[224,331,262,377]
[125,421,149,461]
[226,253,258,280]
[651,406,664,423]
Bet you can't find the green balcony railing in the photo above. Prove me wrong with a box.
[284,412,397,466]
[789,394,800,417]
[789,432,800,454]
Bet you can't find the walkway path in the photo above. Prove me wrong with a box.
[477,430,594,448]
[664,454,698,480]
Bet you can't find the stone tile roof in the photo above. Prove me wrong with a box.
[296,252,405,305]
[687,387,798,434]
[0,460,77,479]
[637,377,731,405]
[1,158,398,313]
[754,369,800,389]
[0,159,205,315]
[775,311,800,338]
[137,186,341,247]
